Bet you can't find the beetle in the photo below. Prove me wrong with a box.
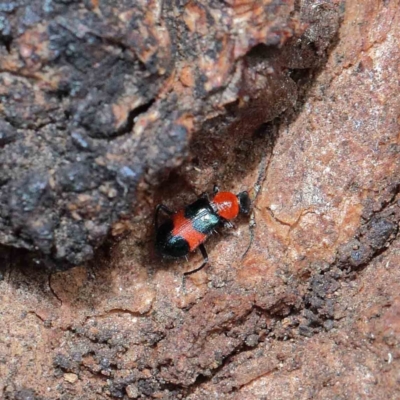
[155,186,251,275]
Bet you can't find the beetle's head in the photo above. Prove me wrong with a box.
[237,191,251,215]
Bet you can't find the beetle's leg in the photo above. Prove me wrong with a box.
[213,184,220,194]
[199,191,210,200]
[199,243,209,265]
[184,244,209,276]
[220,217,235,229]
[155,204,174,228]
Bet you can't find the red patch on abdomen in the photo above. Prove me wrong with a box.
[172,210,207,251]
[212,192,239,220]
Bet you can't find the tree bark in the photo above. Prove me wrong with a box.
[1,1,400,400]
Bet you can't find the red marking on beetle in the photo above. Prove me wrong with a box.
[212,192,239,220]
[155,188,251,275]
[172,210,207,251]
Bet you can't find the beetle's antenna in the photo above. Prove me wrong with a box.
[241,123,278,260]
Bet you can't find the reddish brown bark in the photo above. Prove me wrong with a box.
[1,1,400,400]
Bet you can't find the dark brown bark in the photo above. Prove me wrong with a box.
[0,0,331,267]
[1,1,400,400]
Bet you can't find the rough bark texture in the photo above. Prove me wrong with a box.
[0,0,310,267]
[1,0,400,400]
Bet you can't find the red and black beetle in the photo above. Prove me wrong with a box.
[155,186,251,274]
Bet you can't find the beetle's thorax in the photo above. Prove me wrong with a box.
[211,191,239,220]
